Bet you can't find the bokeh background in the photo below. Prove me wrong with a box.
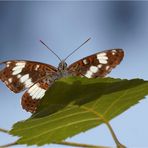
[0,1,148,148]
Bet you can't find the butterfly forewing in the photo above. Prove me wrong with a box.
[0,60,57,93]
[68,49,124,78]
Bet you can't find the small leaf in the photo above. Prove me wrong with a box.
[10,77,148,146]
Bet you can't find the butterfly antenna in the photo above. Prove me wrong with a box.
[64,37,91,61]
[40,40,62,62]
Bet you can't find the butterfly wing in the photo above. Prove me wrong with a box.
[68,49,124,78]
[21,77,54,113]
[0,60,58,113]
[0,60,57,93]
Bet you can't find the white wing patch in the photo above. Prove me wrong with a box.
[20,74,29,83]
[24,78,33,88]
[35,65,40,71]
[90,66,98,73]
[17,74,22,78]
[85,70,93,78]
[8,78,12,83]
[28,84,46,99]
[83,59,88,65]
[6,62,11,67]
[111,50,117,55]
[105,65,110,70]
[97,64,102,68]
[97,52,108,64]
[85,66,99,78]
[12,62,26,75]
[16,73,33,88]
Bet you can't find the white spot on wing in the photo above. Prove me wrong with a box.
[30,87,40,98]
[6,62,11,67]
[36,89,46,99]
[105,66,110,70]
[97,52,106,57]
[97,52,108,64]
[8,78,12,83]
[28,84,38,94]
[12,65,25,71]
[28,84,46,99]
[98,64,102,68]
[112,50,117,52]
[24,78,33,87]
[85,66,99,78]
[32,88,42,99]
[12,68,23,75]
[34,88,45,99]
[35,65,40,71]
[16,62,26,66]
[17,74,22,78]
[112,50,117,55]
[6,64,10,67]
[85,70,93,78]
[90,66,98,73]
[12,62,26,75]
[83,59,88,65]
[99,59,108,64]
[20,74,29,83]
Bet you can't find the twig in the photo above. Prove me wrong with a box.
[0,128,17,148]
[0,141,17,148]
[54,141,110,148]
[105,122,126,148]
[0,127,110,148]
[0,125,115,148]
[0,128,9,134]
[81,106,126,148]
[0,140,110,148]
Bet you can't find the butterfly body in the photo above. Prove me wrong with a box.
[0,48,124,113]
[57,61,71,77]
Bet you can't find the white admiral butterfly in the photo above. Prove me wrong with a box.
[0,38,124,113]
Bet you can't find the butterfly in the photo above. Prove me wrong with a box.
[0,38,124,113]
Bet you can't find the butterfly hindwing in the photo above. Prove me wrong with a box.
[68,49,124,78]
[21,77,54,113]
[0,60,57,93]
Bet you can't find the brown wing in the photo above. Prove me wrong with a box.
[68,49,124,78]
[0,60,57,93]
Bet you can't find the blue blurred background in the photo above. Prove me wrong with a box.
[0,1,148,148]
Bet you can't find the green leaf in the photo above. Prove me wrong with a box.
[10,77,148,146]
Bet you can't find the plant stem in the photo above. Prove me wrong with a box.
[105,122,126,148]
[0,127,110,148]
[54,141,111,148]
[0,128,17,148]
[0,128,9,134]
[0,140,110,148]
[0,121,123,148]
[81,106,126,148]
[0,141,17,148]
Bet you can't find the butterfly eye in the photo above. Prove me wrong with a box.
[64,62,67,68]
[58,61,67,70]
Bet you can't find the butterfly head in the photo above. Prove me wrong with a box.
[58,60,68,71]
